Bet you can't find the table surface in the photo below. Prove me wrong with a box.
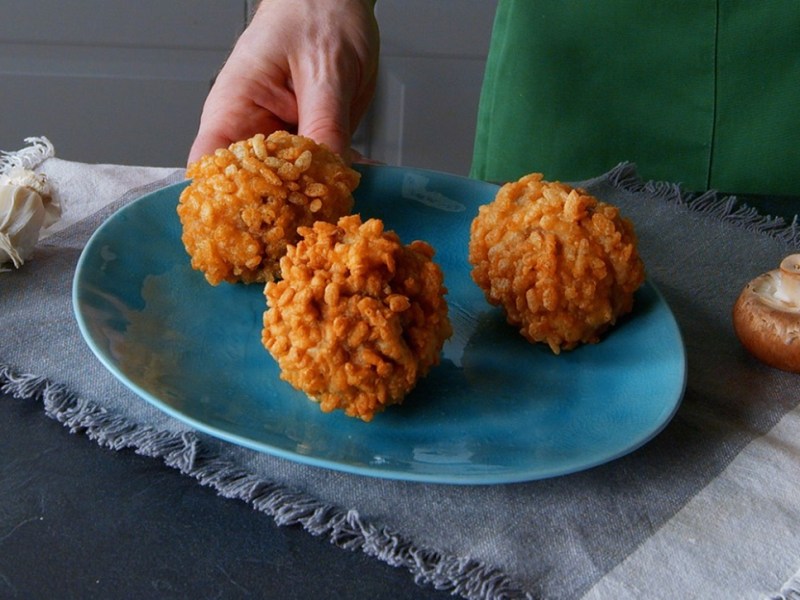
[0,389,452,600]
[2,151,799,599]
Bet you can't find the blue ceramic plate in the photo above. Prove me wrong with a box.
[73,164,685,484]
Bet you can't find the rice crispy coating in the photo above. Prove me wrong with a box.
[468,173,645,354]
[262,214,452,421]
[177,131,360,285]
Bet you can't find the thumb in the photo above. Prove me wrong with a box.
[296,84,352,158]
[187,130,232,166]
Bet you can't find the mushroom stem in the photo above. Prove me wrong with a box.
[778,254,800,304]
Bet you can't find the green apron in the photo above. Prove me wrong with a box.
[471,0,800,196]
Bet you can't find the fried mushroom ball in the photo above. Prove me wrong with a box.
[469,173,645,354]
[177,131,360,285]
[262,214,452,421]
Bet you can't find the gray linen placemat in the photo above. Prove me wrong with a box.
[3,161,800,600]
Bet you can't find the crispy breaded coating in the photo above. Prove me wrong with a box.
[262,214,452,421]
[177,131,360,285]
[469,173,645,354]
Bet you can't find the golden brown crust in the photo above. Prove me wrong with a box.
[177,131,360,285]
[733,271,800,373]
[262,214,452,421]
[468,173,645,354]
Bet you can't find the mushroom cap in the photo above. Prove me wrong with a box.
[733,264,800,373]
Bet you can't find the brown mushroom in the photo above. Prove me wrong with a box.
[733,254,800,373]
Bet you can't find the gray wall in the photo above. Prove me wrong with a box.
[0,1,497,175]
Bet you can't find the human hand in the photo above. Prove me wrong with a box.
[187,0,379,165]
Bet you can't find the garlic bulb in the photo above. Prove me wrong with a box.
[0,167,61,271]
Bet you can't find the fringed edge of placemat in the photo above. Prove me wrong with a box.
[606,162,800,249]
[0,136,55,173]
[0,363,533,600]
[766,566,800,600]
